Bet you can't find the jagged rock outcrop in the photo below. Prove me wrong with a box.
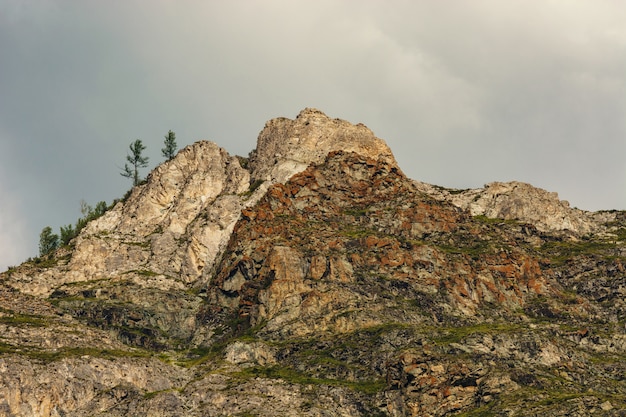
[212,151,551,331]
[414,180,599,235]
[249,107,397,187]
[6,141,251,297]
[7,109,393,297]
[1,109,626,416]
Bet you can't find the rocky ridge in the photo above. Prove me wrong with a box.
[413,180,603,235]
[1,108,626,416]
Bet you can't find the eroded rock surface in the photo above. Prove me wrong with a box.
[250,107,397,187]
[415,180,602,235]
[1,109,626,416]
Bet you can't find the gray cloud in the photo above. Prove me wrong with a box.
[1,0,625,270]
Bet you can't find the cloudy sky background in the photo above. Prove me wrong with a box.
[1,1,625,270]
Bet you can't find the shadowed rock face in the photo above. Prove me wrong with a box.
[1,109,626,416]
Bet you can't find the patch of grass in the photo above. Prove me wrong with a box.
[534,391,586,407]
[431,185,469,195]
[149,225,164,236]
[242,179,264,197]
[539,239,616,265]
[340,225,374,239]
[94,230,110,238]
[124,241,151,248]
[134,269,159,277]
[472,215,519,225]
[430,322,521,345]
[0,341,17,355]
[436,240,494,259]
[234,365,385,394]
[587,350,626,365]
[30,256,59,269]
[357,322,409,337]
[448,188,470,195]
[0,345,151,363]
[615,228,626,242]
[143,388,178,400]
[56,347,150,361]
[177,343,226,368]
[344,208,368,217]
[0,312,48,327]
[52,277,113,289]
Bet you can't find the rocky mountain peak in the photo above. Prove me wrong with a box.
[249,108,398,187]
[1,109,625,416]
[9,110,400,298]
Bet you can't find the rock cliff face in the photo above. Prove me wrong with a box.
[1,109,626,416]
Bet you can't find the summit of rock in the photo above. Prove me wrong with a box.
[1,109,626,416]
[249,108,398,187]
[7,109,398,298]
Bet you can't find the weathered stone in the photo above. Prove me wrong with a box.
[415,180,601,234]
[224,341,276,365]
[249,108,397,188]
[1,109,626,416]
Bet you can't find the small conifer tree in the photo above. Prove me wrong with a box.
[121,139,149,186]
[59,224,76,246]
[39,226,59,256]
[162,130,177,161]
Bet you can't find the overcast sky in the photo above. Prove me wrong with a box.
[1,1,625,271]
